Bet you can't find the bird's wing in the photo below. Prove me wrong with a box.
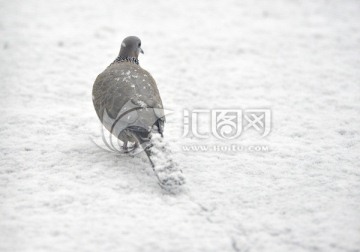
[93,62,165,135]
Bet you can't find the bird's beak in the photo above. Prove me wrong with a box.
[140,48,144,54]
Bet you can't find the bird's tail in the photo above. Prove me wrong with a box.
[133,130,185,191]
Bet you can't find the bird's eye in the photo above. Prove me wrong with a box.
[138,43,141,47]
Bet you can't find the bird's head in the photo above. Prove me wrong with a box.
[119,36,144,58]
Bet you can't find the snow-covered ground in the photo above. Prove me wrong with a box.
[1,0,359,251]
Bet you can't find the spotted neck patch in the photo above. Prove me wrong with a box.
[111,56,139,65]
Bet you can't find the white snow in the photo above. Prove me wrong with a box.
[0,0,359,251]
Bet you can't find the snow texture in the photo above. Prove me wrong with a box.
[0,0,359,251]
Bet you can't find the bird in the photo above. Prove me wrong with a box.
[92,36,185,190]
